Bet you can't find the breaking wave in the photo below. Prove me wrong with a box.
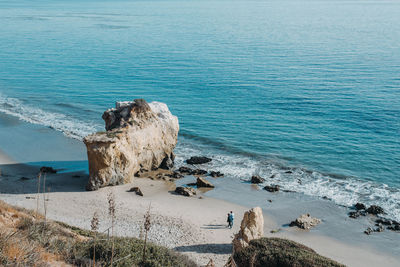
[175,137,400,221]
[0,94,100,140]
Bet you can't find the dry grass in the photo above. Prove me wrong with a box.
[0,200,197,267]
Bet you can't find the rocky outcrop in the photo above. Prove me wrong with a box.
[83,99,179,190]
[233,207,264,252]
[289,214,321,230]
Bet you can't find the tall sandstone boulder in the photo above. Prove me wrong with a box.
[83,99,179,190]
[233,207,264,252]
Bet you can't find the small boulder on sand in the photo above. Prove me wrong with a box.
[175,186,196,197]
[196,177,215,188]
[128,187,143,196]
[290,214,321,230]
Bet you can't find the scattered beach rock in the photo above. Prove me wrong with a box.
[175,186,196,197]
[233,207,264,252]
[354,202,366,210]
[210,171,224,178]
[364,227,373,235]
[196,177,215,188]
[40,166,57,174]
[186,156,212,165]
[251,175,265,184]
[128,187,144,196]
[376,218,400,231]
[366,205,384,215]
[263,185,280,192]
[348,210,366,219]
[191,169,208,176]
[177,166,192,174]
[375,224,385,232]
[83,99,179,190]
[165,171,184,179]
[290,214,321,230]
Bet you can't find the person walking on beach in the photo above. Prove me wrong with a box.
[227,211,234,229]
[229,211,235,228]
[227,213,232,228]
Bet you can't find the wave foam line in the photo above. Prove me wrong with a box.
[0,94,99,140]
[175,139,400,221]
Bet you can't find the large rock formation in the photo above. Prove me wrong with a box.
[233,207,264,252]
[83,99,179,190]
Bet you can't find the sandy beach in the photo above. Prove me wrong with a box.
[1,150,399,267]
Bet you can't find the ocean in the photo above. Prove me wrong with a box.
[0,0,399,220]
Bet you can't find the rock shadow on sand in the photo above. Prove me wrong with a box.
[0,161,88,194]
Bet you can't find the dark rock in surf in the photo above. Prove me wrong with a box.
[348,211,366,219]
[191,169,208,176]
[210,171,224,177]
[186,156,212,165]
[178,166,193,174]
[251,175,265,184]
[366,205,384,215]
[354,203,366,210]
[263,185,280,192]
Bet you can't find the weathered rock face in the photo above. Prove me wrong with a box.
[233,207,264,252]
[83,99,179,190]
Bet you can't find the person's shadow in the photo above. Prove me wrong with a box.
[201,224,228,230]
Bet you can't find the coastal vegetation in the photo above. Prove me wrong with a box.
[0,200,196,267]
[233,237,346,267]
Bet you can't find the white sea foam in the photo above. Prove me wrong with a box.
[175,138,400,221]
[0,94,99,140]
[1,94,398,221]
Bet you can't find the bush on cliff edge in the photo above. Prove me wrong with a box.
[233,237,346,267]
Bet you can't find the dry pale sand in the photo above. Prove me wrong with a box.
[0,155,399,267]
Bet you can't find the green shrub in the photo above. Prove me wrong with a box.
[233,237,346,267]
[70,236,195,267]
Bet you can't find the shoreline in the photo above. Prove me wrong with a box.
[0,115,399,266]
[1,151,400,266]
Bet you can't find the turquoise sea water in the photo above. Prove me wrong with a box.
[0,0,399,219]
